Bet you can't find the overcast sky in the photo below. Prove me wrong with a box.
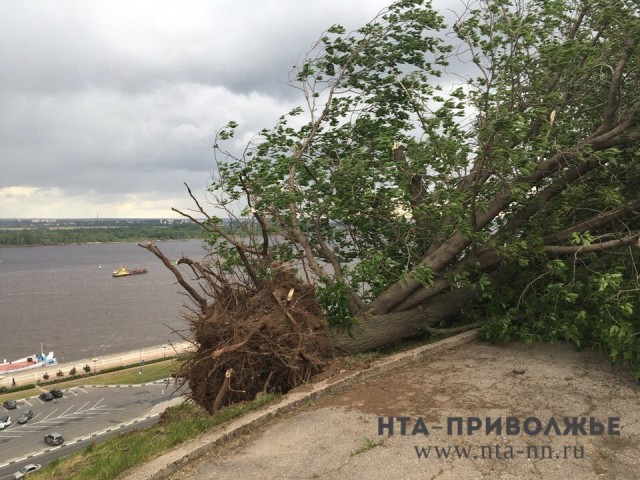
[1,0,455,219]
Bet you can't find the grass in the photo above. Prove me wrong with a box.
[29,394,279,480]
[0,359,181,403]
[351,436,386,456]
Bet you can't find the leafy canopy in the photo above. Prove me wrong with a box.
[182,0,640,375]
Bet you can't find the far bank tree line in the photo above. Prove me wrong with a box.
[0,224,207,245]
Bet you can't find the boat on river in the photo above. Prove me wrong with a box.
[112,266,148,277]
[0,350,57,374]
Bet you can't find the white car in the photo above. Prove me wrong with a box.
[13,463,41,478]
[0,415,11,429]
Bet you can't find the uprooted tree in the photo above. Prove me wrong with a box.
[143,0,640,410]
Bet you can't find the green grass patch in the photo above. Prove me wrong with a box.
[0,359,182,403]
[29,394,279,480]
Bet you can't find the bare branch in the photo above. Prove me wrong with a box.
[139,242,209,313]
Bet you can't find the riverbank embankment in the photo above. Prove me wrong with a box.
[0,341,193,387]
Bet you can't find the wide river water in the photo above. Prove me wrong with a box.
[0,239,209,363]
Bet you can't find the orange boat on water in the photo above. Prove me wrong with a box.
[112,266,148,277]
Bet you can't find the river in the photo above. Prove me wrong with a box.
[0,240,208,363]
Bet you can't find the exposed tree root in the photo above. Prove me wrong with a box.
[175,268,333,413]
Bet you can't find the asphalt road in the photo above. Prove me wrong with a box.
[0,381,180,479]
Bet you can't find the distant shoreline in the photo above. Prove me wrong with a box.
[0,238,205,249]
[0,224,206,247]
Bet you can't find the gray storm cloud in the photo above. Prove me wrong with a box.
[0,0,456,218]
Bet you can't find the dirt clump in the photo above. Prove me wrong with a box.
[177,269,333,413]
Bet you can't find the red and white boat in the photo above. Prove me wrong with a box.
[0,350,57,374]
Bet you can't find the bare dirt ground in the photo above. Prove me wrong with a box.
[165,340,640,480]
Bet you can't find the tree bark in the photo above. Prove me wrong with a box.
[331,287,478,354]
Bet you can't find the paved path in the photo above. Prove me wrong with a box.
[0,342,192,388]
[123,333,640,480]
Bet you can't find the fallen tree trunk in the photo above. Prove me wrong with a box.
[141,241,482,356]
[330,287,478,353]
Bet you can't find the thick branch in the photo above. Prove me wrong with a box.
[367,150,571,314]
[392,248,502,312]
[238,174,270,257]
[176,256,227,298]
[543,232,640,256]
[424,320,485,336]
[543,199,640,244]
[367,131,635,315]
[502,155,603,234]
[332,287,479,354]
[601,53,629,131]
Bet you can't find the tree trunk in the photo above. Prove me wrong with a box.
[330,287,478,354]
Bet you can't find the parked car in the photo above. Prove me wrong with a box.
[39,392,53,402]
[49,388,63,398]
[17,410,33,424]
[44,432,64,446]
[13,463,41,479]
[2,399,17,410]
[0,415,11,429]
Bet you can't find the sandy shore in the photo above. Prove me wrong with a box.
[0,341,193,387]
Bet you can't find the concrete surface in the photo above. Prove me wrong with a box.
[123,333,640,480]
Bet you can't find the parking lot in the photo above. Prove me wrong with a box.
[0,381,177,468]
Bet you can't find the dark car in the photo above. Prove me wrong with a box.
[2,400,17,410]
[18,410,33,424]
[39,392,53,402]
[44,432,64,446]
[49,388,63,398]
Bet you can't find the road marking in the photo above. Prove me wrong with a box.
[22,399,33,406]
[0,390,180,468]
[74,401,90,414]
[37,409,58,423]
[59,405,76,417]
[0,410,165,469]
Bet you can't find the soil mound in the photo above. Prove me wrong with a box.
[178,269,333,412]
